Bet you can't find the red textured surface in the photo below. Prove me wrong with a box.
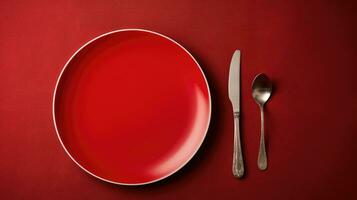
[54,30,211,184]
[1,0,357,199]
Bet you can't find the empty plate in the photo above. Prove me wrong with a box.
[53,29,211,185]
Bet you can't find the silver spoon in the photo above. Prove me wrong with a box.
[252,73,272,170]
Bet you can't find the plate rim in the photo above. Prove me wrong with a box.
[52,28,212,186]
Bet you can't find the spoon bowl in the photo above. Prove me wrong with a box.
[252,74,272,105]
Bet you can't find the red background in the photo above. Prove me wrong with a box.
[1,0,357,199]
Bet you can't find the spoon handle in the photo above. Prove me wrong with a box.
[233,112,244,178]
[258,106,267,170]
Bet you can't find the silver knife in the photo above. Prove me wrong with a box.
[228,50,244,178]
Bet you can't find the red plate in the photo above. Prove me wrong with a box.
[53,29,211,185]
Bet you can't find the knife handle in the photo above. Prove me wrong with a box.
[233,112,244,178]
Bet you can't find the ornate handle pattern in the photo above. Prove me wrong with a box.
[233,112,244,178]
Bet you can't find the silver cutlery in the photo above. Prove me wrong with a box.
[228,50,244,178]
[252,73,272,170]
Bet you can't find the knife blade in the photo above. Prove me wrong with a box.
[228,50,240,112]
[228,50,244,178]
